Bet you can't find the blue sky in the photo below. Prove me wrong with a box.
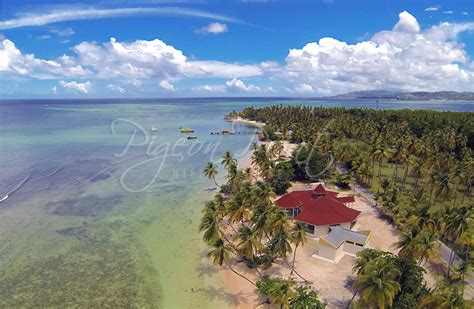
[1,0,473,98]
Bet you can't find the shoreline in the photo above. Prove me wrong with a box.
[216,117,445,308]
[231,116,266,129]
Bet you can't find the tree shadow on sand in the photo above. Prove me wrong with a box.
[203,285,251,306]
[196,264,219,277]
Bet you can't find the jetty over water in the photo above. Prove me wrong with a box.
[210,131,260,135]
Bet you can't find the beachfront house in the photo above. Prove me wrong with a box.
[275,184,370,263]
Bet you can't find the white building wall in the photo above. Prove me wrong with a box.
[343,242,365,255]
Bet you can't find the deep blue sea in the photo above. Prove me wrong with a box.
[0,98,472,307]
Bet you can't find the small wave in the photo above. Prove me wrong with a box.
[0,174,30,203]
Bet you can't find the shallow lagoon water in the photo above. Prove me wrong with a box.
[0,98,472,307]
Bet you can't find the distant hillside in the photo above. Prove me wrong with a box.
[328,90,474,101]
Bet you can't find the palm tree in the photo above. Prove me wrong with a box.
[204,162,219,187]
[270,141,284,159]
[199,201,222,244]
[237,225,263,271]
[391,141,406,185]
[207,238,256,286]
[419,284,465,309]
[353,263,401,309]
[290,222,307,273]
[221,151,237,172]
[444,204,473,279]
[410,156,427,189]
[435,171,455,203]
[414,230,440,266]
[266,278,296,309]
[394,224,421,258]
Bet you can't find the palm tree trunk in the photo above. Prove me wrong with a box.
[284,259,309,283]
[447,237,458,280]
[377,160,383,193]
[402,163,409,190]
[414,174,420,189]
[291,245,298,275]
[228,264,256,286]
[346,290,358,309]
[212,177,219,188]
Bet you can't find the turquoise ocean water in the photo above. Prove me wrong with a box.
[0,98,472,307]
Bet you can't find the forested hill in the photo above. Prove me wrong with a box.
[327,90,474,101]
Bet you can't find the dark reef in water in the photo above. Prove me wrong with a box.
[50,194,124,217]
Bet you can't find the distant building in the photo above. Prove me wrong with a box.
[275,184,370,263]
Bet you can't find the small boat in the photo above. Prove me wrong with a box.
[180,127,194,133]
[149,127,158,133]
[187,135,197,140]
[222,128,231,134]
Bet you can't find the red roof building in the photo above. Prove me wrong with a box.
[275,184,359,230]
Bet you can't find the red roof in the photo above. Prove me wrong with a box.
[275,184,360,226]
[337,196,356,204]
[294,197,360,226]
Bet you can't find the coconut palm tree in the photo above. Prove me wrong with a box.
[419,284,465,309]
[204,162,219,187]
[414,230,440,266]
[199,201,222,244]
[353,263,401,309]
[266,278,297,309]
[290,222,307,273]
[394,224,421,258]
[410,156,427,189]
[237,225,263,270]
[207,238,256,286]
[444,204,473,279]
[222,151,237,171]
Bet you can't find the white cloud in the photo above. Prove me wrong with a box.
[0,7,244,30]
[443,11,453,15]
[281,11,474,94]
[0,37,261,82]
[59,80,91,94]
[159,80,175,91]
[294,84,314,94]
[197,22,228,35]
[425,6,439,12]
[51,86,57,94]
[193,78,263,94]
[462,12,469,16]
[225,78,260,92]
[107,83,125,94]
[51,27,75,36]
[192,84,227,93]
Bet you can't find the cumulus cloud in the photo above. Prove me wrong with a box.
[294,84,314,94]
[193,78,263,94]
[107,83,125,94]
[282,11,474,94]
[159,80,175,91]
[226,78,260,92]
[197,22,228,35]
[192,84,227,93]
[0,37,262,82]
[59,80,91,94]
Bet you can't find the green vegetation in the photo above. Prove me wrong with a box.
[200,150,325,307]
[231,105,473,305]
[257,276,326,308]
[350,249,429,309]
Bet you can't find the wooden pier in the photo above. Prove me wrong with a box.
[210,131,260,135]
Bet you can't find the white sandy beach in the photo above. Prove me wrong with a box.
[217,136,444,308]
